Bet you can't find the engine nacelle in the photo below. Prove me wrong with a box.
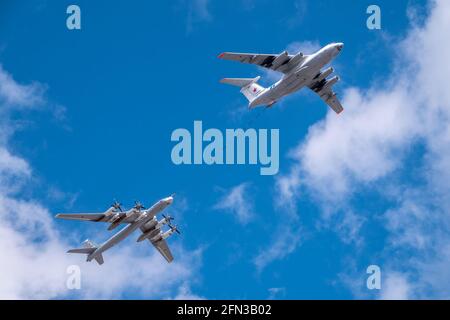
[103,207,120,221]
[271,51,290,69]
[322,76,339,90]
[314,67,334,83]
[161,229,174,240]
[137,228,160,242]
[287,52,304,66]
[107,212,127,230]
[104,207,116,216]
[142,217,157,230]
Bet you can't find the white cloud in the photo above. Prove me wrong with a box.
[214,182,254,225]
[76,245,203,299]
[253,223,301,272]
[0,65,45,109]
[380,273,410,300]
[267,287,286,299]
[274,0,450,298]
[384,197,432,250]
[191,0,212,21]
[183,0,213,34]
[0,65,202,299]
[172,282,205,300]
[0,148,31,181]
[279,85,419,205]
[286,40,321,55]
[286,0,308,28]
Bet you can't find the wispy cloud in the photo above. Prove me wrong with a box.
[253,223,301,272]
[181,0,213,34]
[0,65,45,109]
[213,182,254,225]
[267,287,286,299]
[286,0,308,28]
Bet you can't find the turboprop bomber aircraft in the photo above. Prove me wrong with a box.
[219,42,345,114]
[55,195,180,265]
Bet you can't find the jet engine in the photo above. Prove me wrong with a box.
[314,67,334,83]
[271,51,290,70]
[322,76,339,91]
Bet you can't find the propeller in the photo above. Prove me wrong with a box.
[111,200,123,212]
[169,223,181,235]
[134,200,145,211]
[162,214,174,224]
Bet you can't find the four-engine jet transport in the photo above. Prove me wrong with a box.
[55,195,179,265]
[219,42,345,114]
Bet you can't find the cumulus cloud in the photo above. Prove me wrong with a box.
[213,182,254,225]
[274,0,450,298]
[0,65,202,299]
[278,85,419,206]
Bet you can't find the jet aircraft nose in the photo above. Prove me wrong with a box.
[336,43,344,51]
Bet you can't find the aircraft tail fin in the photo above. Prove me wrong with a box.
[220,76,265,105]
[67,239,104,265]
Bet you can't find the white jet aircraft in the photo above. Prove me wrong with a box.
[55,195,179,265]
[219,42,344,114]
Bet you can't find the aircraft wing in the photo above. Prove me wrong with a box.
[139,225,174,263]
[218,51,296,74]
[55,213,107,222]
[323,93,344,114]
[56,212,139,224]
[150,239,174,263]
[308,78,344,114]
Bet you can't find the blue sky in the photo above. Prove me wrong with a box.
[3,0,450,299]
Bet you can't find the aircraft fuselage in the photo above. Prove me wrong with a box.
[86,198,172,262]
[249,43,343,108]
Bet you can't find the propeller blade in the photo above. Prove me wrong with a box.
[112,199,123,212]
[162,214,174,222]
[134,201,145,211]
[169,223,181,234]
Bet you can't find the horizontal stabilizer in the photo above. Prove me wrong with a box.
[67,247,96,254]
[67,239,104,265]
[220,76,261,88]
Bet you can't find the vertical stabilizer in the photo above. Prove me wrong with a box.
[220,76,265,105]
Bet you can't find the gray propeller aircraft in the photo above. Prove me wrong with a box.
[55,195,179,265]
[219,42,344,114]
